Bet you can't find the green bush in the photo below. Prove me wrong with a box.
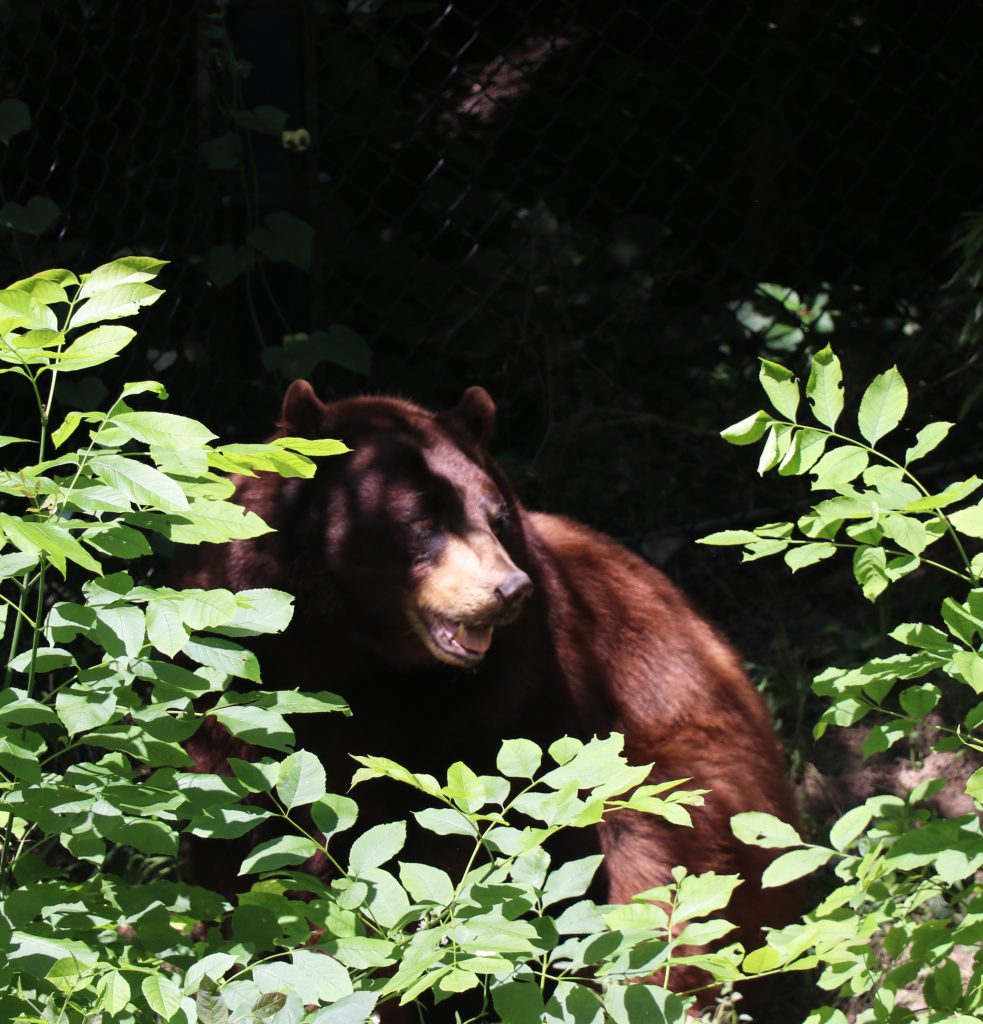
[704,348,983,1023]
[0,261,768,1024]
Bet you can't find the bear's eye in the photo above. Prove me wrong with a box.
[491,509,511,536]
[410,515,439,535]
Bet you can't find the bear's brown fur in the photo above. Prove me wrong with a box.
[183,382,799,991]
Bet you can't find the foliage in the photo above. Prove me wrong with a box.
[0,259,790,1024]
[703,347,983,1022]
[200,12,371,381]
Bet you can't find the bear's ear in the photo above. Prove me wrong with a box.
[445,386,496,447]
[280,380,328,437]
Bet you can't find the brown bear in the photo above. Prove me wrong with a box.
[183,381,799,992]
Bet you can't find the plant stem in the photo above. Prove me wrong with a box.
[25,558,46,700]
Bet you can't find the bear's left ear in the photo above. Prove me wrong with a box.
[280,379,328,437]
[444,386,496,447]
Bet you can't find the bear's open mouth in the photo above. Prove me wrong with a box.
[412,609,494,665]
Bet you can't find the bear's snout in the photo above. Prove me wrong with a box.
[495,569,533,610]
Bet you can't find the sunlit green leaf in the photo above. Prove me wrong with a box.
[276,750,326,810]
[758,359,799,420]
[239,835,318,874]
[805,345,844,429]
[905,421,953,464]
[857,366,907,444]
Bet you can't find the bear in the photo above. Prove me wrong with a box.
[182,380,799,997]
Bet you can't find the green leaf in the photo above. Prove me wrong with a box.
[0,196,59,237]
[496,737,542,778]
[809,446,869,491]
[444,760,485,810]
[184,636,260,681]
[252,992,288,1020]
[82,522,153,559]
[97,970,131,1015]
[757,422,794,475]
[805,345,844,429]
[949,501,983,539]
[213,705,292,750]
[941,597,981,646]
[239,835,318,874]
[51,409,102,448]
[720,409,772,446]
[542,855,605,910]
[247,210,313,270]
[90,454,189,511]
[698,529,759,546]
[413,807,478,838]
[94,603,145,658]
[311,793,359,839]
[890,621,952,651]
[853,545,889,602]
[967,767,983,805]
[899,683,940,719]
[0,728,44,780]
[493,983,547,1024]
[146,601,189,657]
[77,257,167,299]
[7,646,74,674]
[778,427,828,476]
[731,811,803,848]
[924,958,963,1012]
[112,411,217,449]
[273,435,351,457]
[0,514,102,577]
[761,846,833,887]
[141,973,183,1021]
[349,822,406,875]
[234,105,288,135]
[857,366,907,444]
[264,325,375,379]
[0,288,56,329]
[276,750,326,809]
[70,282,164,329]
[170,588,238,629]
[758,359,799,419]
[165,498,273,544]
[56,688,118,736]
[829,804,873,851]
[784,542,836,572]
[58,325,135,371]
[309,991,378,1024]
[399,862,455,905]
[0,98,30,143]
[201,132,241,170]
[903,476,982,514]
[212,589,294,637]
[673,870,743,921]
[905,421,953,464]
[880,514,930,555]
[194,976,228,1024]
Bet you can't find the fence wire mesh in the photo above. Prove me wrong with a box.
[3,0,983,535]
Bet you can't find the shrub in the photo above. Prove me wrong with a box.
[0,261,758,1024]
[704,347,983,1023]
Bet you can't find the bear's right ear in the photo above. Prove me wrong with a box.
[280,380,327,437]
[445,386,496,447]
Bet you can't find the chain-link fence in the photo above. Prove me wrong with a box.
[3,0,983,534]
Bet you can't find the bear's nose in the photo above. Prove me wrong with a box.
[496,570,533,607]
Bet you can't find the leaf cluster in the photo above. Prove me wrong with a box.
[705,346,983,1022]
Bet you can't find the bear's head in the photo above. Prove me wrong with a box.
[265,381,534,670]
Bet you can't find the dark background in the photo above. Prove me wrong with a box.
[3,0,983,746]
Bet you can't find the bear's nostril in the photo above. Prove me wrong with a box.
[496,570,533,606]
